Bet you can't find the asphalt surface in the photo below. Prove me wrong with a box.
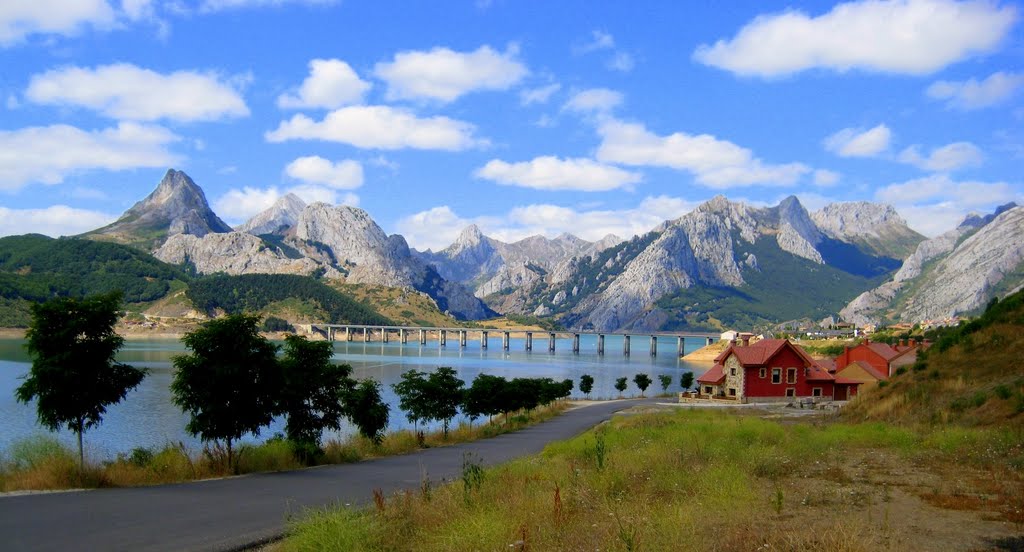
[1,399,654,551]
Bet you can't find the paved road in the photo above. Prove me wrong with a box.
[2,399,654,551]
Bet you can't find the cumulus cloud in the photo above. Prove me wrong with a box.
[265,105,484,151]
[607,52,635,72]
[876,174,1020,235]
[277,58,370,109]
[897,142,983,171]
[374,44,527,103]
[813,169,840,186]
[200,0,337,12]
[0,205,117,238]
[0,122,179,190]
[595,119,809,188]
[214,184,357,223]
[395,195,699,251]
[25,63,249,122]
[284,156,363,189]
[0,0,116,46]
[573,30,615,54]
[475,157,641,192]
[694,0,1018,77]
[823,124,891,157]
[562,88,623,115]
[927,71,1024,110]
[519,83,561,105]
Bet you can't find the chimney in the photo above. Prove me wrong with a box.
[864,337,870,345]
[899,339,906,347]
[909,338,917,347]
[741,335,750,347]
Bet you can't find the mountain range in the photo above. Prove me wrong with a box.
[32,168,1024,331]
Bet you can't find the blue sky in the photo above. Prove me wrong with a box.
[1,0,1021,250]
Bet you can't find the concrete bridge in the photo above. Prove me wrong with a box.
[309,324,718,357]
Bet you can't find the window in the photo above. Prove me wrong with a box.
[786,388,796,397]
[771,368,781,384]
[705,386,712,394]
[786,368,797,384]
[730,367,736,376]
[728,388,736,396]
[812,388,822,397]
[759,368,766,378]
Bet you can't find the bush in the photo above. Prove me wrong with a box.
[7,435,73,470]
[261,316,294,332]
[894,366,907,376]
[127,447,154,467]
[994,385,1013,400]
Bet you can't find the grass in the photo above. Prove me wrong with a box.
[0,402,569,493]
[280,408,1024,552]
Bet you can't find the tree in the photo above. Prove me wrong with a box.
[425,367,464,438]
[392,370,429,432]
[278,334,353,457]
[464,374,506,424]
[16,292,146,472]
[579,374,594,398]
[680,371,695,391]
[633,374,652,397]
[171,314,281,472]
[344,379,389,444]
[614,377,628,397]
[658,374,673,395]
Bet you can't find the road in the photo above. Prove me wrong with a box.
[2,399,654,551]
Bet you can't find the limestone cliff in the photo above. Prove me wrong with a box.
[237,193,306,236]
[811,202,925,259]
[154,232,340,277]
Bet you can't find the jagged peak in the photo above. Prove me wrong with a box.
[455,224,485,245]
[959,202,1019,229]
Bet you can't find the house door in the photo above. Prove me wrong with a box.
[835,386,848,401]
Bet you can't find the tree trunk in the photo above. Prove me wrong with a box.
[227,438,234,474]
[76,417,84,484]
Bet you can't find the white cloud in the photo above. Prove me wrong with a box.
[200,0,337,12]
[121,0,155,20]
[277,58,370,110]
[694,0,1018,77]
[813,169,840,186]
[596,119,810,188]
[214,184,358,223]
[562,88,623,114]
[876,174,1020,235]
[396,196,699,251]
[0,0,116,46]
[374,44,527,103]
[574,30,615,54]
[897,142,983,171]
[265,105,484,151]
[0,205,117,238]
[284,156,363,189]
[607,52,635,72]
[823,124,891,157]
[0,122,179,190]
[926,71,1024,110]
[25,63,249,122]
[519,83,561,105]
[475,157,641,192]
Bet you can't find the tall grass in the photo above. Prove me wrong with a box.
[282,408,1023,552]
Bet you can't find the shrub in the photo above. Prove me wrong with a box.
[994,385,1013,400]
[894,367,907,376]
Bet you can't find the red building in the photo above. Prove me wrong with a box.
[696,338,860,402]
[834,338,929,377]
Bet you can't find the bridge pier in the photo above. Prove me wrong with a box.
[548,332,556,353]
[677,337,684,356]
[345,327,352,342]
[503,331,510,351]
[572,333,580,354]
[328,327,335,342]
[598,334,605,355]
[650,336,657,356]
[419,329,426,345]
[440,330,447,347]
[400,329,407,344]
[623,335,631,356]
[525,332,533,351]
[363,327,369,342]
[459,330,467,348]
[481,331,488,349]
[382,328,388,343]
[706,336,713,346]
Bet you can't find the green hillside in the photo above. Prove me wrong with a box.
[0,235,191,326]
[655,235,890,331]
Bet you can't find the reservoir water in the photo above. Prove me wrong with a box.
[0,335,711,460]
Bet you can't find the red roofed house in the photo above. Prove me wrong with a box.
[834,338,930,378]
[696,338,860,402]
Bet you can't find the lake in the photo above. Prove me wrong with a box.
[0,335,711,460]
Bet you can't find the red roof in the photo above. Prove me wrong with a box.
[865,342,901,361]
[697,363,726,384]
[714,339,793,366]
[806,362,836,381]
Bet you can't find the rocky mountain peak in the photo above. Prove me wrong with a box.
[959,202,1019,229]
[84,168,231,249]
[238,193,307,235]
[812,201,925,260]
[453,224,485,248]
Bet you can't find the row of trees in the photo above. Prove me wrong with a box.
[578,371,695,398]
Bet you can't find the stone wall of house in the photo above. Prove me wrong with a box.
[723,355,745,400]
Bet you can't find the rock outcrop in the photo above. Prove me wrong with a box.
[237,193,306,235]
[812,202,924,259]
[154,232,340,277]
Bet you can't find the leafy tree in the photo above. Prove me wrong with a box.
[171,314,281,472]
[508,378,542,412]
[392,370,429,432]
[426,367,464,438]
[16,292,146,471]
[344,379,389,444]
[633,374,652,397]
[538,378,573,405]
[614,377,628,397]
[278,334,352,457]
[464,374,506,424]
[680,371,695,391]
[579,374,595,398]
[658,374,673,394]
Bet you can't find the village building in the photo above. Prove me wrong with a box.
[695,337,860,402]
[834,338,929,378]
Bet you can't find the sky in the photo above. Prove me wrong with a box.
[0,0,1022,251]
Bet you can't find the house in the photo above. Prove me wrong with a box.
[834,338,930,377]
[835,360,888,388]
[695,338,860,402]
